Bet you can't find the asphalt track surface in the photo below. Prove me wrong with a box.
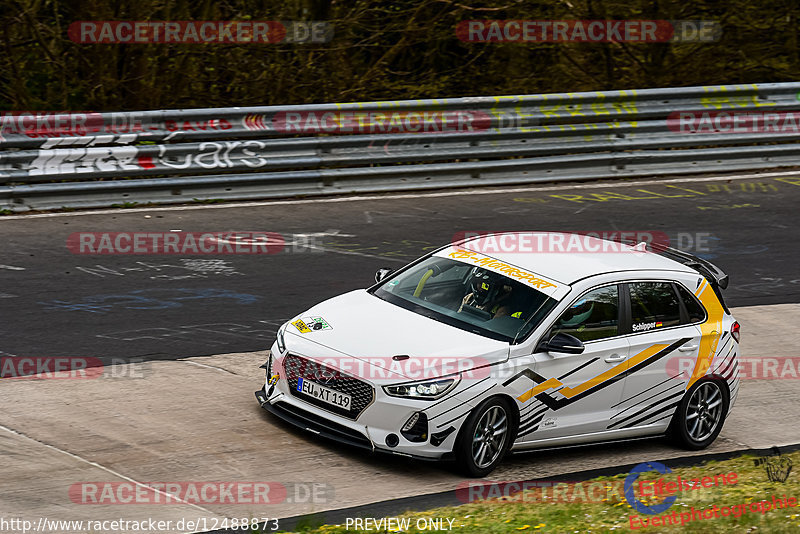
[1,171,799,364]
[2,172,800,533]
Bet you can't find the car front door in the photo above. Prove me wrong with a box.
[608,281,704,433]
[514,284,631,441]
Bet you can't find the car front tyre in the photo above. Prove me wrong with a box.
[454,397,514,477]
[669,378,729,450]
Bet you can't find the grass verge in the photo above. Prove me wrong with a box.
[288,450,799,533]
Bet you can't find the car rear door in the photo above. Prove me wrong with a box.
[609,280,704,433]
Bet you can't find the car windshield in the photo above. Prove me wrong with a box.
[372,256,557,343]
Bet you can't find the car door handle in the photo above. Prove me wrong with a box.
[678,345,699,352]
[604,354,626,363]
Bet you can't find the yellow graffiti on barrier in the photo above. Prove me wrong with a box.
[700,84,776,110]
[513,179,787,205]
[490,90,640,135]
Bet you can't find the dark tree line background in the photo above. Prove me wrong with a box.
[1,0,799,111]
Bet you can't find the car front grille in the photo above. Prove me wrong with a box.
[282,353,375,420]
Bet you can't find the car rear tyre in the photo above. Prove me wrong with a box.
[454,397,514,477]
[669,379,728,450]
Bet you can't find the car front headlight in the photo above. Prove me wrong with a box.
[383,376,459,400]
[276,324,286,354]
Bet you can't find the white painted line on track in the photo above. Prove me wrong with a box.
[0,423,219,516]
[0,264,25,270]
[2,169,799,221]
[178,359,237,375]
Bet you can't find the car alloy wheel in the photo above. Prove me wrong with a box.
[669,378,728,450]
[455,397,515,476]
[472,405,509,469]
[686,381,724,442]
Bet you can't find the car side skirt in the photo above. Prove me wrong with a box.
[511,423,669,451]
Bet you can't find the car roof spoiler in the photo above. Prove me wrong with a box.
[647,241,729,290]
[612,237,729,290]
[610,237,732,313]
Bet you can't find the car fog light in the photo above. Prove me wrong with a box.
[400,411,428,443]
[402,412,420,432]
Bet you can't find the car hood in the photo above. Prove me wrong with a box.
[282,289,509,381]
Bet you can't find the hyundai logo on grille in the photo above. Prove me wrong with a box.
[315,368,336,384]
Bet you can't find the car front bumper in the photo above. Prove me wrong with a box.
[254,346,477,459]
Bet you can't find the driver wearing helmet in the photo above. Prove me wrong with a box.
[459,269,520,318]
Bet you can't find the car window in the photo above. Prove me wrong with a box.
[389,262,470,295]
[374,256,556,342]
[548,285,619,342]
[431,264,471,283]
[675,283,707,323]
[629,282,681,332]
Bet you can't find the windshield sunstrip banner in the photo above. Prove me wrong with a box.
[436,247,567,298]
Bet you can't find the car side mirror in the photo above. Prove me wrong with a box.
[375,268,394,283]
[537,333,585,355]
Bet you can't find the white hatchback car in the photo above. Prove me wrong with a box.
[256,232,740,476]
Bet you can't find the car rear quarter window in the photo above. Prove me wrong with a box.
[675,283,707,323]
[629,282,681,331]
[548,284,619,342]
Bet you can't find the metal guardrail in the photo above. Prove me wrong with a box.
[2,82,800,211]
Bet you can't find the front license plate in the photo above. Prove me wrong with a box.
[297,377,352,409]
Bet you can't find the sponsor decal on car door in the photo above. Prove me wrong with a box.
[611,282,700,431]
[511,284,631,439]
